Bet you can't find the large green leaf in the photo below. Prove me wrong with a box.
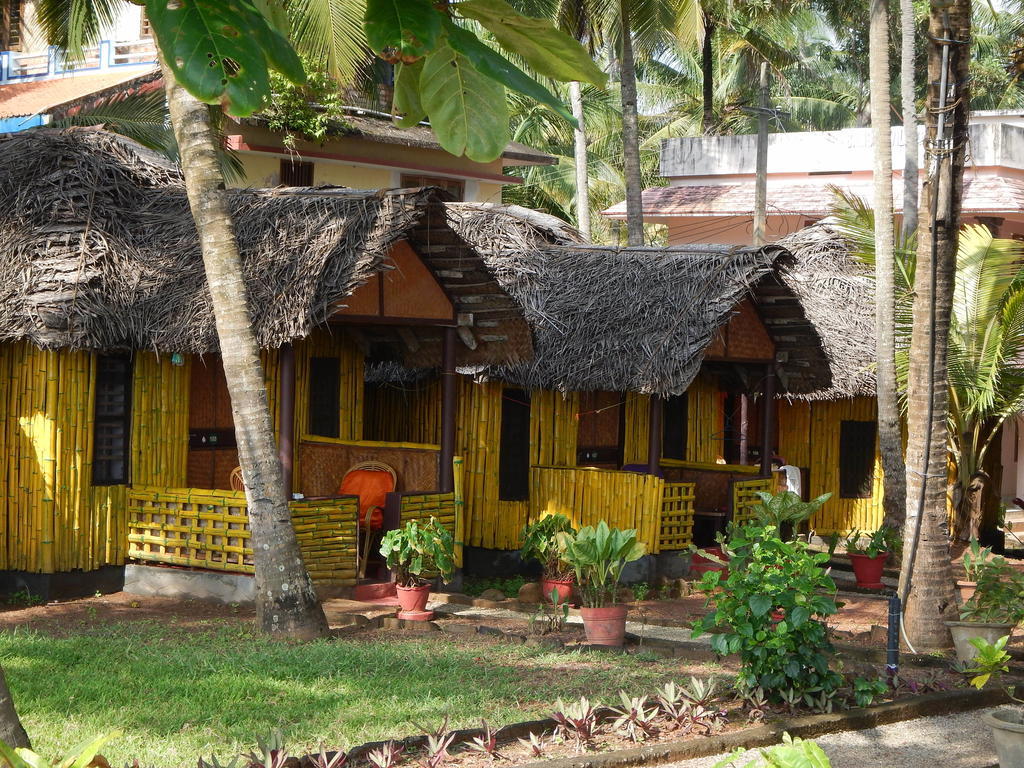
[364,0,440,61]
[420,41,510,162]
[393,60,426,128]
[144,0,305,117]
[442,19,576,126]
[455,0,608,87]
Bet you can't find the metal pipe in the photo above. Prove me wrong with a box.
[887,594,901,683]
[439,326,457,493]
[278,342,295,497]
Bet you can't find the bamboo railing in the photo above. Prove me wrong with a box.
[731,476,775,527]
[126,486,359,584]
[658,482,696,551]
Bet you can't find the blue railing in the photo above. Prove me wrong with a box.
[0,39,156,85]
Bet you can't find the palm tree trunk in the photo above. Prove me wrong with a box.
[159,59,329,640]
[619,0,644,247]
[899,0,970,652]
[869,0,906,529]
[701,18,715,134]
[900,0,919,238]
[570,81,592,240]
[0,666,28,748]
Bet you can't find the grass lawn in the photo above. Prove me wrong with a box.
[0,620,703,766]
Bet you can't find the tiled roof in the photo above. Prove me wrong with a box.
[0,67,158,119]
[603,176,1024,217]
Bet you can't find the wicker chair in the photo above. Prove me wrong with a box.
[339,461,398,579]
[229,466,245,492]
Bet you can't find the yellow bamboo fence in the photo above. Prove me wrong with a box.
[529,466,666,553]
[658,482,696,551]
[126,486,359,584]
[731,476,775,527]
[777,397,884,533]
[131,351,190,487]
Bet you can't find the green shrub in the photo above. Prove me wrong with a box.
[379,518,455,587]
[749,491,831,531]
[845,526,900,558]
[692,524,842,700]
[462,576,526,597]
[959,551,1024,625]
[520,514,576,581]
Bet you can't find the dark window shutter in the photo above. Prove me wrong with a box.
[839,420,876,498]
[308,357,340,438]
[662,393,688,461]
[499,389,531,501]
[280,158,314,186]
[93,355,133,485]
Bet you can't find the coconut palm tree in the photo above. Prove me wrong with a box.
[868,0,906,529]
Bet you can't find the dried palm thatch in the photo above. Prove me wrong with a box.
[447,203,797,396]
[772,222,876,399]
[0,128,480,356]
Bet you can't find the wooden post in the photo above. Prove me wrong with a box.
[647,395,663,475]
[753,62,770,247]
[439,326,457,492]
[761,365,777,476]
[278,342,295,496]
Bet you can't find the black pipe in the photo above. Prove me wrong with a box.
[439,326,457,493]
[887,594,901,683]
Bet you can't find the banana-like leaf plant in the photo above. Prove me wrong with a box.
[556,521,646,607]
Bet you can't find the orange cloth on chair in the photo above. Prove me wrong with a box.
[338,469,394,529]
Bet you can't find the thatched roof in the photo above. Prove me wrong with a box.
[771,222,876,400]
[0,128,530,366]
[445,203,831,397]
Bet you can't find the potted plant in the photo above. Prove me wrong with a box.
[958,537,990,603]
[963,637,1024,767]
[556,521,646,646]
[520,513,577,603]
[748,490,832,540]
[844,526,900,590]
[945,551,1024,663]
[379,518,455,620]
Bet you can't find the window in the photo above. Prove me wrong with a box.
[576,391,624,468]
[399,174,465,201]
[662,393,688,461]
[839,420,876,498]
[499,389,531,501]
[93,355,132,485]
[139,8,152,38]
[308,357,340,437]
[2,2,22,51]
[280,158,314,187]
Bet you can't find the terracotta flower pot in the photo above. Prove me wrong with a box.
[580,604,629,646]
[396,583,431,614]
[849,552,888,589]
[956,579,977,603]
[541,577,574,605]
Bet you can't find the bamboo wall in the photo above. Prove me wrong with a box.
[364,379,442,444]
[623,392,650,465]
[686,373,723,463]
[456,381,579,550]
[132,352,190,487]
[777,397,884,533]
[0,343,127,572]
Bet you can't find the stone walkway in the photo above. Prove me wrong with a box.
[661,708,999,768]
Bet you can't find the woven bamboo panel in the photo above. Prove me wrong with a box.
[127,487,253,572]
[731,477,774,527]
[290,497,358,585]
[399,492,457,533]
[127,486,359,584]
[659,482,696,551]
[297,440,439,497]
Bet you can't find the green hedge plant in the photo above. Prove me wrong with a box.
[556,522,646,607]
[959,552,1024,625]
[520,514,576,581]
[692,524,842,700]
[379,518,455,587]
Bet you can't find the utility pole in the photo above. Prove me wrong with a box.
[753,63,770,246]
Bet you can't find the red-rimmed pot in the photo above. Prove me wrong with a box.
[541,577,574,605]
[580,604,629,646]
[396,583,431,614]
[849,552,888,589]
[956,579,977,603]
[690,547,728,579]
